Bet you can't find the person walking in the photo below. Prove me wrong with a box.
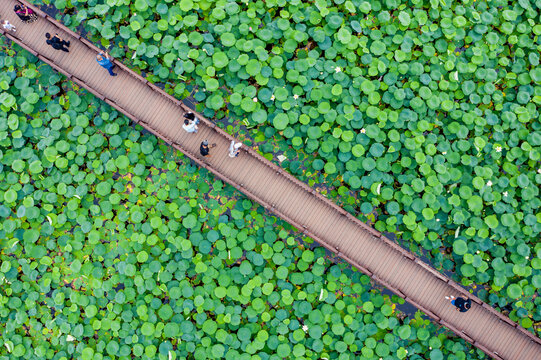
[13,4,38,23]
[2,20,16,32]
[200,140,216,157]
[45,33,70,52]
[445,295,471,312]
[228,140,242,158]
[96,52,117,76]
[183,118,198,133]
[182,112,200,133]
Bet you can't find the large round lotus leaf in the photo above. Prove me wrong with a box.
[205,78,219,91]
[370,41,386,56]
[246,59,261,76]
[212,52,229,68]
[453,240,468,255]
[273,113,289,130]
[221,33,236,47]
[252,109,267,124]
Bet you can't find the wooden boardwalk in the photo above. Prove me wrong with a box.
[2,1,540,359]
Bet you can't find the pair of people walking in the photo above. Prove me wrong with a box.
[183,112,199,133]
[199,140,241,157]
[13,4,37,23]
[46,32,70,52]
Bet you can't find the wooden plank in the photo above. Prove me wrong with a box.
[308,206,336,238]
[342,230,365,256]
[278,185,306,215]
[500,331,526,359]
[490,327,516,358]
[148,104,177,130]
[332,221,352,250]
[379,256,407,282]
[521,341,541,360]
[412,275,438,304]
[362,242,390,270]
[264,176,290,204]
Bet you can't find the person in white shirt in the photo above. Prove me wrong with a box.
[2,20,16,32]
[228,140,242,157]
[182,112,199,133]
[183,118,198,133]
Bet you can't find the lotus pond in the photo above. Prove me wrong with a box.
[30,0,541,336]
[0,41,493,359]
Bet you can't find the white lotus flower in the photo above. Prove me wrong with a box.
[442,151,447,155]
[293,94,299,99]
[335,67,341,73]
[66,335,75,342]
[486,180,493,187]
[302,325,308,332]
[436,219,440,222]
[503,191,508,197]
[495,146,502,152]
[476,251,480,254]
[253,97,258,102]
[270,95,275,101]
[538,168,541,174]
[453,71,458,81]
[360,128,366,134]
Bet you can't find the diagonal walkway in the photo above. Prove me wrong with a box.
[1,1,540,358]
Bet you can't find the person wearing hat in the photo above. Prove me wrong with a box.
[445,295,471,312]
[228,140,242,158]
[200,140,216,157]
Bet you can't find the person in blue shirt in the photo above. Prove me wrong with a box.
[96,52,117,76]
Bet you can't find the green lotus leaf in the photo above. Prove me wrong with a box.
[179,0,193,12]
[507,284,522,299]
[273,113,289,130]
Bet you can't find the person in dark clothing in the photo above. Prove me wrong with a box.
[14,4,38,23]
[200,140,216,157]
[184,112,195,121]
[46,32,70,52]
[446,295,472,312]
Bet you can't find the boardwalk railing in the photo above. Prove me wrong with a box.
[1,1,540,359]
